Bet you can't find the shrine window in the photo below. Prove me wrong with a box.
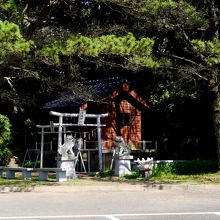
[117,113,130,126]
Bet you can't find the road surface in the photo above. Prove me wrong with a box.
[0,184,220,220]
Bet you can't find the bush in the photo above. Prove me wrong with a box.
[0,114,12,165]
[0,147,12,166]
[152,163,174,177]
[152,160,218,177]
[174,160,218,174]
[96,169,114,177]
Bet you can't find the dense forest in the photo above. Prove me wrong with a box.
[1,0,220,166]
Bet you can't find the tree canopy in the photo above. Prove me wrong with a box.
[1,0,220,164]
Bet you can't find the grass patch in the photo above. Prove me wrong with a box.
[149,171,220,184]
[149,160,220,184]
[124,171,143,179]
[0,172,58,188]
[152,160,218,176]
[0,161,220,189]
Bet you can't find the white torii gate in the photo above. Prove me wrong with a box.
[36,110,108,171]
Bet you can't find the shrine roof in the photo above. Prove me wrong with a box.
[42,77,128,109]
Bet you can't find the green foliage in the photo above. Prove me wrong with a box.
[0,0,16,11]
[153,160,219,177]
[148,77,198,112]
[106,0,207,29]
[0,114,12,166]
[172,1,208,28]
[96,169,114,177]
[152,163,176,177]
[38,42,63,64]
[107,0,177,9]
[0,114,11,146]
[23,119,35,129]
[191,38,220,65]
[38,32,159,68]
[0,0,219,165]
[0,21,33,58]
[23,160,32,168]
[0,147,12,166]
[23,160,40,168]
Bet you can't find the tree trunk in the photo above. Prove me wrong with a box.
[207,0,219,38]
[212,91,220,168]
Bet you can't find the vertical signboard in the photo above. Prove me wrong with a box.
[78,109,86,125]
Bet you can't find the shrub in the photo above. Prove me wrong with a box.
[172,160,218,174]
[0,114,12,165]
[152,163,174,177]
[97,169,114,177]
[152,160,219,177]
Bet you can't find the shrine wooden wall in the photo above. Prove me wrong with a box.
[101,83,147,150]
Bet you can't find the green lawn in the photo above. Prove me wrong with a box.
[148,171,220,184]
[0,171,220,189]
[94,171,220,185]
[0,173,58,188]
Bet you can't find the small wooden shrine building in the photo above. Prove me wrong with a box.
[43,77,148,152]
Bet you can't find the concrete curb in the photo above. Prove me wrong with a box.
[1,183,219,193]
[1,177,220,193]
[33,183,220,193]
[0,186,35,193]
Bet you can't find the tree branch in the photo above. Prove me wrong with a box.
[3,77,16,92]
[156,52,209,81]
[26,0,64,38]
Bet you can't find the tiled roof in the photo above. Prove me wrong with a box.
[42,77,128,109]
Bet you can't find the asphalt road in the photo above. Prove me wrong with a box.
[0,186,220,220]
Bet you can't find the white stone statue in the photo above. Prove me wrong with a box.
[114,136,133,177]
[134,157,154,178]
[135,157,153,171]
[115,136,131,157]
[57,135,84,179]
[58,135,76,159]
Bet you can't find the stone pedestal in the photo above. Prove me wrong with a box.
[114,155,133,177]
[144,169,153,178]
[56,157,77,179]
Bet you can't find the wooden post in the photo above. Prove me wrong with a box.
[40,127,44,168]
[97,115,103,172]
